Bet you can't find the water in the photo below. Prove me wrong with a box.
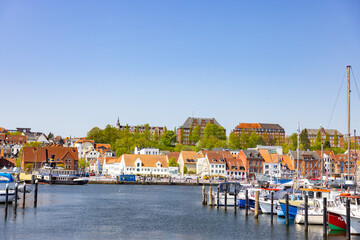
[0,184,355,239]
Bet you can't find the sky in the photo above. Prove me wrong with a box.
[1,0,360,138]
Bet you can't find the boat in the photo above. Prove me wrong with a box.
[295,198,337,225]
[237,187,261,209]
[327,194,360,231]
[36,159,88,185]
[216,182,242,206]
[258,189,287,214]
[0,173,16,203]
[279,193,304,219]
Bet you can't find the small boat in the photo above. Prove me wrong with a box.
[279,193,304,219]
[0,173,16,203]
[327,194,360,231]
[259,189,287,214]
[216,182,242,206]
[295,198,337,225]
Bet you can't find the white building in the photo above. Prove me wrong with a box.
[196,153,227,178]
[36,134,49,145]
[263,163,282,178]
[134,147,159,155]
[119,154,169,176]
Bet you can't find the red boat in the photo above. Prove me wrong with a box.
[327,210,346,231]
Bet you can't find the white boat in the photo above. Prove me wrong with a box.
[259,189,287,214]
[215,182,243,206]
[0,173,16,203]
[295,198,337,225]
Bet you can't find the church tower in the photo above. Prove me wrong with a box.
[116,117,120,129]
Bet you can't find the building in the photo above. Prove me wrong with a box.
[22,146,79,171]
[196,152,227,178]
[237,150,265,179]
[178,151,202,175]
[116,118,164,136]
[177,117,224,145]
[134,147,159,155]
[306,128,344,148]
[118,154,169,177]
[315,150,336,177]
[258,149,282,178]
[102,157,121,176]
[0,133,27,145]
[288,151,321,179]
[232,123,285,145]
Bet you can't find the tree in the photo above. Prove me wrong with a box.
[48,132,54,140]
[161,130,176,147]
[86,127,103,143]
[168,157,178,167]
[25,163,33,173]
[6,131,22,135]
[228,132,241,149]
[334,130,339,147]
[191,125,201,143]
[300,129,311,150]
[240,131,249,149]
[324,133,331,149]
[247,131,265,148]
[183,165,188,175]
[78,158,87,169]
[312,130,322,150]
[289,133,298,150]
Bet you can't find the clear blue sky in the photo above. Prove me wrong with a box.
[1,0,360,138]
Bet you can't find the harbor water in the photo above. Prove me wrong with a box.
[0,184,356,239]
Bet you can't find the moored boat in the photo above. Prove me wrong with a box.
[0,173,16,203]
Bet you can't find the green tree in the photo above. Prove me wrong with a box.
[168,157,178,167]
[6,131,22,135]
[183,165,188,175]
[240,131,249,149]
[289,133,298,150]
[48,132,54,140]
[334,130,339,147]
[247,131,265,148]
[143,124,151,141]
[78,158,88,169]
[25,163,33,173]
[86,127,103,143]
[324,133,331,149]
[228,132,241,149]
[300,129,311,150]
[191,125,201,143]
[312,130,322,150]
[161,130,176,147]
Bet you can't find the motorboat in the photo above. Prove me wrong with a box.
[0,173,16,203]
[295,198,337,225]
[215,182,242,206]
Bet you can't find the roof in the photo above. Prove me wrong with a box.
[122,154,168,168]
[235,123,284,131]
[315,150,336,160]
[104,157,120,164]
[241,150,263,159]
[166,152,180,161]
[289,151,320,160]
[306,128,343,136]
[206,152,227,164]
[258,149,279,163]
[225,158,245,172]
[280,155,294,170]
[95,143,111,149]
[22,146,79,163]
[181,117,222,128]
[0,127,9,133]
[180,151,202,164]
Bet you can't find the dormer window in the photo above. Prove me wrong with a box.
[213,159,217,162]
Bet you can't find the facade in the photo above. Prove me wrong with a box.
[37,134,49,145]
[22,146,79,171]
[237,150,265,179]
[288,151,321,179]
[225,157,246,179]
[102,157,121,176]
[0,133,27,145]
[118,154,169,176]
[134,147,159,155]
[116,118,164,136]
[196,152,227,178]
[306,128,344,148]
[74,139,95,159]
[178,151,202,175]
[176,117,224,145]
[233,123,285,145]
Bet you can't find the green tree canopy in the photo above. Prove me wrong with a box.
[300,129,311,150]
[228,132,241,149]
[168,157,178,167]
[334,130,339,147]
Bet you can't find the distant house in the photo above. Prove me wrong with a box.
[118,154,169,177]
[102,157,121,176]
[306,128,344,148]
[37,134,49,145]
[22,146,79,170]
[232,123,285,145]
[237,150,264,179]
[178,151,202,175]
[288,151,321,179]
[196,152,227,178]
[116,118,164,136]
[177,117,225,145]
[0,133,27,145]
[134,147,159,155]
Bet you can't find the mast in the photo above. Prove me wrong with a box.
[347,65,351,182]
[296,122,300,191]
[355,129,357,194]
[321,139,323,185]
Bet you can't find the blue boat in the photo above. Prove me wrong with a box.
[238,198,255,208]
[279,194,304,220]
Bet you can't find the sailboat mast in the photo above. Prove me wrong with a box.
[347,65,351,182]
[355,129,357,194]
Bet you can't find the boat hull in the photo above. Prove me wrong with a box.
[0,191,15,203]
[327,211,346,231]
[42,179,88,185]
[279,203,298,220]
[295,213,323,225]
[259,200,277,214]
[341,214,360,235]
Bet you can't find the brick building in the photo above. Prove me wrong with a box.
[232,123,285,145]
[177,117,224,145]
[116,118,164,136]
[237,150,264,179]
[288,151,321,179]
[22,146,79,171]
[0,133,27,145]
[306,128,344,148]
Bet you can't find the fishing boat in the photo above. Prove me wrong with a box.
[0,173,16,203]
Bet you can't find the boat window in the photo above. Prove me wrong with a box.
[351,198,356,205]
[308,191,314,199]
[316,192,322,198]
